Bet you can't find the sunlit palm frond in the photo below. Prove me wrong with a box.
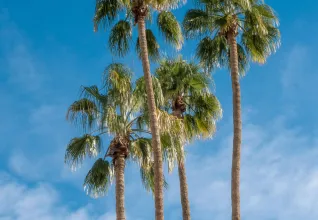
[81,85,108,109]
[129,138,152,168]
[66,98,98,130]
[183,9,212,39]
[65,135,102,169]
[136,29,160,62]
[160,132,183,172]
[134,76,164,110]
[109,20,133,57]
[83,158,114,198]
[157,11,183,50]
[242,24,280,63]
[93,0,123,31]
[103,63,132,94]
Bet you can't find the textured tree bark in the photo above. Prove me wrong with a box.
[178,157,191,220]
[173,108,191,220]
[137,13,164,220]
[228,30,242,220]
[115,156,126,220]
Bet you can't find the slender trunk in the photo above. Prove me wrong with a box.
[173,109,191,220]
[178,157,191,220]
[115,156,126,220]
[137,13,164,220]
[227,31,242,220]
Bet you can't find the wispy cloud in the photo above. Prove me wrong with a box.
[0,172,115,220]
[163,114,318,220]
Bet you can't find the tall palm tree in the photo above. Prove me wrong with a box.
[65,63,172,220]
[155,57,222,220]
[93,1,184,218]
[183,1,280,219]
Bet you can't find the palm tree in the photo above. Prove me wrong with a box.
[65,63,172,220]
[155,57,222,220]
[183,1,280,219]
[93,1,184,218]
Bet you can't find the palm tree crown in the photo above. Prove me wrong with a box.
[183,0,280,72]
[93,0,184,61]
[156,57,222,141]
[65,63,161,197]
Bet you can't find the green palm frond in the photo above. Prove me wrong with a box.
[81,86,108,109]
[66,98,98,130]
[134,76,164,110]
[129,138,152,168]
[140,162,168,194]
[109,20,132,57]
[103,63,132,94]
[183,9,212,39]
[157,11,183,50]
[136,29,160,62]
[65,134,102,169]
[196,36,227,71]
[160,132,183,172]
[93,0,123,31]
[84,158,114,198]
[196,36,249,74]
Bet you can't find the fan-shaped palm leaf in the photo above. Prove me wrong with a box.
[65,134,102,169]
[84,158,113,198]
[157,11,183,50]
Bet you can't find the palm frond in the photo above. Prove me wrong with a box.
[93,0,123,31]
[157,11,183,50]
[66,98,98,130]
[183,9,212,39]
[129,138,152,168]
[84,158,114,198]
[109,20,132,57]
[65,134,102,169]
[196,36,228,71]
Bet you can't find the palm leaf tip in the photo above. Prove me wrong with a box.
[84,158,113,198]
[109,20,132,57]
[65,135,102,170]
[93,0,122,31]
[66,98,98,130]
[157,11,183,50]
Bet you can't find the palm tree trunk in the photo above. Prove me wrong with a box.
[178,157,191,220]
[173,110,191,220]
[137,10,164,220]
[115,156,126,220]
[227,30,242,220]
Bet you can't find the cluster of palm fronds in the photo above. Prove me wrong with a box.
[65,0,280,219]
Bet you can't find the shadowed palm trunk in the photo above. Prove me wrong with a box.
[173,107,191,220]
[115,155,126,220]
[136,6,164,220]
[227,30,242,220]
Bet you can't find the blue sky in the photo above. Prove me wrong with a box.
[1,0,318,219]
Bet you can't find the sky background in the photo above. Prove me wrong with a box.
[1,0,318,219]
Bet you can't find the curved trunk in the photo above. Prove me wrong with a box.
[178,157,191,220]
[115,156,126,220]
[227,31,242,220]
[137,12,164,220]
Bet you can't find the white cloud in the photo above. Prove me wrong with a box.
[164,115,318,220]
[0,173,114,220]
